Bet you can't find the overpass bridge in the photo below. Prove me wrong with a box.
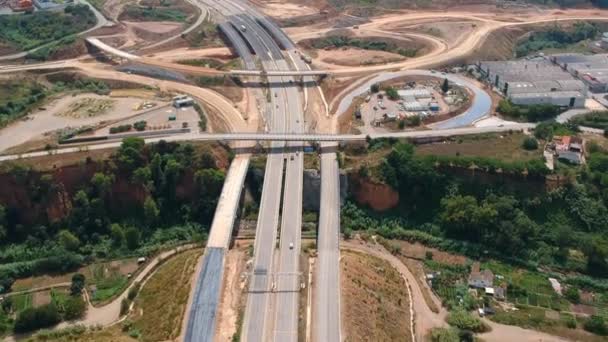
[84,37,336,77]
[185,125,532,142]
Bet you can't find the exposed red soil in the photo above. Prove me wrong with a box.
[349,174,399,211]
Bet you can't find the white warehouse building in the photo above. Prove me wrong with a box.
[477,59,587,108]
[510,91,585,107]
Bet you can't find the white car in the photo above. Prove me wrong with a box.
[289,242,294,249]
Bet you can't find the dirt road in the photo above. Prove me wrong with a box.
[342,240,573,342]
[0,94,164,153]
[2,245,198,342]
[285,9,608,75]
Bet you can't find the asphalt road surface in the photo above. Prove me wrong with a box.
[183,1,263,341]
[314,145,342,342]
[195,2,297,342]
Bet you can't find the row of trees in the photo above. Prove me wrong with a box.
[0,138,226,292]
[350,141,608,277]
[0,4,96,50]
[311,35,419,57]
[497,99,562,122]
[515,22,600,57]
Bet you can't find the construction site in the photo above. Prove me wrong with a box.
[2,1,608,342]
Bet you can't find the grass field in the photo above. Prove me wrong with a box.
[131,248,202,341]
[12,293,33,312]
[415,133,543,163]
[491,305,608,342]
[123,6,187,22]
[25,325,137,342]
[341,250,412,341]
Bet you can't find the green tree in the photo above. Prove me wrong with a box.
[584,315,608,335]
[385,87,400,100]
[564,286,580,304]
[115,137,145,172]
[441,78,449,93]
[522,137,539,150]
[120,298,130,316]
[430,328,459,342]
[62,296,86,320]
[193,168,226,224]
[58,230,80,251]
[70,273,85,295]
[1,296,12,313]
[143,197,160,225]
[446,310,489,333]
[91,172,114,198]
[370,83,380,93]
[584,238,608,277]
[110,223,125,247]
[199,150,217,169]
[439,195,497,242]
[133,120,147,131]
[0,205,6,243]
[14,304,61,333]
[70,190,90,235]
[125,226,140,250]
[132,166,153,190]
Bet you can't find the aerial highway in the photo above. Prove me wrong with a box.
[183,1,261,341]
[192,2,301,342]
[314,144,342,342]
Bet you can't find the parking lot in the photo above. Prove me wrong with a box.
[356,79,468,133]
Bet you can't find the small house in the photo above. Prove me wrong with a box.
[494,287,506,300]
[468,269,494,289]
[552,136,585,164]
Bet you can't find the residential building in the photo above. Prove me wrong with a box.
[550,135,585,165]
[468,268,494,289]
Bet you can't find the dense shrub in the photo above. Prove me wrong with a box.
[522,137,539,150]
[584,315,608,335]
[110,124,133,134]
[446,310,490,333]
[0,5,95,50]
[311,35,418,56]
[516,22,599,57]
[571,111,608,130]
[14,304,61,333]
[497,99,562,122]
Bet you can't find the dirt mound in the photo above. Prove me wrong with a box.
[466,25,526,61]
[317,47,405,66]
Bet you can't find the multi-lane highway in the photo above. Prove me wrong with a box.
[183,1,264,341]
[195,2,305,342]
[314,144,342,342]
